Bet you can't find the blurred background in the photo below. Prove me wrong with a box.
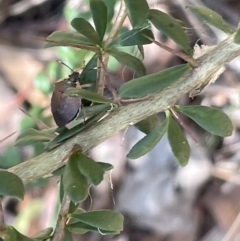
[1,0,240,240]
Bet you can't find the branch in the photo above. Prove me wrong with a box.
[8,34,240,184]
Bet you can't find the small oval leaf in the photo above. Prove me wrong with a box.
[97,162,114,171]
[45,31,97,48]
[167,113,190,167]
[0,170,24,199]
[62,154,88,203]
[127,119,168,159]
[148,9,192,55]
[119,64,190,98]
[77,153,104,185]
[4,226,34,241]
[234,27,240,44]
[79,54,98,92]
[31,227,53,240]
[71,18,101,45]
[15,128,56,146]
[176,105,233,137]
[64,88,116,105]
[69,210,124,232]
[45,109,110,149]
[63,227,73,241]
[90,0,107,41]
[186,5,234,35]
[135,114,161,134]
[123,0,149,28]
[110,28,154,47]
[106,49,146,76]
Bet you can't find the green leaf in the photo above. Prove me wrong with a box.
[135,114,161,134]
[52,166,65,176]
[77,153,104,185]
[176,105,233,137]
[34,73,52,95]
[15,128,56,146]
[78,104,113,119]
[79,54,98,92]
[69,210,124,232]
[123,0,149,28]
[119,64,190,98]
[68,221,94,234]
[148,9,192,55]
[31,227,53,240]
[106,49,146,76]
[71,18,101,45]
[167,113,190,166]
[68,201,79,214]
[4,226,34,241]
[68,221,119,235]
[234,27,240,44]
[97,162,113,171]
[186,5,234,35]
[127,119,168,159]
[45,31,98,49]
[64,88,116,105]
[63,227,73,241]
[110,28,154,47]
[45,107,110,149]
[90,0,107,40]
[0,170,24,199]
[62,154,88,203]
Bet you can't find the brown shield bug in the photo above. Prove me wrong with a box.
[51,62,81,127]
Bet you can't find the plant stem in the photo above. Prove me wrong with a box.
[51,194,71,241]
[0,197,5,231]
[97,0,127,96]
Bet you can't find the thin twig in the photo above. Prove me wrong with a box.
[97,0,127,96]
[19,108,49,129]
[0,131,17,144]
[144,35,199,68]
[99,58,121,105]
[106,0,127,45]
[51,194,71,241]
[0,197,5,231]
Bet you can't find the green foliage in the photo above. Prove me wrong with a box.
[167,111,190,166]
[90,0,108,40]
[176,105,233,137]
[8,0,237,239]
[0,170,24,199]
[31,227,53,240]
[119,64,190,98]
[234,27,240,44]
[0,146,20,168]
[77,153,104,185]
[64,88,116,105]
[71,18,102,45]
[62,154,89,203]
[68,210,124,234]
[45,31,96,48]
[45,106,111,149]
[4,226,34,241]
[186,5,235,34]
[148,9,192,55]
[110,28,154,47]
[127,119,168,159]
[134,114,161,134]
[123,0,150,28]
[15,128,56,146]
[105,49,146,76]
